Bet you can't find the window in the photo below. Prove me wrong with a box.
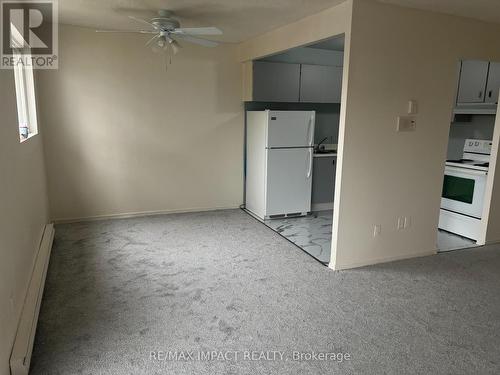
[11,25,38,143]
[13,52,38,142]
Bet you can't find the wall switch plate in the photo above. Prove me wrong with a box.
[397,116,416,132]
[408,100,418,114]
[404,216,411,229]
[373,224,381,237]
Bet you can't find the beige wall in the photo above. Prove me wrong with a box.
[0,71,50,375]
[38,25,244,221]
[238,0,500,269]
[238,0,353,101]
[238,0,352,62]
[482,104,500,243]
[331,0,500,269]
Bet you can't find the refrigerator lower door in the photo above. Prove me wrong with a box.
[265,148,313,217]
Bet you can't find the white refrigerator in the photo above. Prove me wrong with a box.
[245,110,315,220]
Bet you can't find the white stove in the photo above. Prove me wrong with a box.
[445,139,491,171]
[439,139,492,242]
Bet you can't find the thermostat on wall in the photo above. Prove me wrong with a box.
[397,116,416,132]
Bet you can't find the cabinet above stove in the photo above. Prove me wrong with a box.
[454,60,500,115]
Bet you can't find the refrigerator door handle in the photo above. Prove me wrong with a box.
[308,114,314,147]
[306,148,313,179]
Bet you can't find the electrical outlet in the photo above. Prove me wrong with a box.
[373,224,381,237]
[397,217,405,230]
[404,216,411,229]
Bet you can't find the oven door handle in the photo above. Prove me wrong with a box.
[445,166,488,176]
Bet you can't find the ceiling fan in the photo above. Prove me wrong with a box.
[96,10,222,60]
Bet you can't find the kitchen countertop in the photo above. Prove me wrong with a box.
[313,143,337,158]
[313,153,337,158]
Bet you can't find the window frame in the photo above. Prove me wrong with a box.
[11,25,38,143]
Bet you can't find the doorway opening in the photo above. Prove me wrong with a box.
[243,34,345,264]
[437,60,499,252]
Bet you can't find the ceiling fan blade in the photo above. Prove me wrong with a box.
[128,15,158,29]
[96,30,156,34]
[173,34,218,47]
[173,27,222,36]
[146,34,160,47]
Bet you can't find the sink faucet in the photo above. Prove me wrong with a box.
[315,137,328,152]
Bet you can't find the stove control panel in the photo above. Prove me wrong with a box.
[464,139,492,155]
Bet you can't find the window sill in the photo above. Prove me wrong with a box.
[20,132,37,143]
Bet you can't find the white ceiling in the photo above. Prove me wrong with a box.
[58,0,345,42]
[58,0,500,43]
[379,0,500,25]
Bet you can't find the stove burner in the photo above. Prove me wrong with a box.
[446,159,474,163]
[446,158,489,170]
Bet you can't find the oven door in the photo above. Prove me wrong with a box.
[441,166,487,219]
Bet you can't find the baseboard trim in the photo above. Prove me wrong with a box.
[330,250,436,270]
[484,239,500,246]
[10,223,55,375]
[53,205,242,224]
[311,202,334,211]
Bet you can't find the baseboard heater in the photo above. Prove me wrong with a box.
[10,224,55,375]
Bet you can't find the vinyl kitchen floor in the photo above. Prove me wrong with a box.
[264,210,333,264]
[437,229,476,252]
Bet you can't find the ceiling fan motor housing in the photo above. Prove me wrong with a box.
[152,10,180,31]
[151,18,180,31]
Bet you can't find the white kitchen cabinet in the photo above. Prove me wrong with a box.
[253,61,301,102]
[457,60,489,104]
[485,62,500,104]
[300,64,343,103]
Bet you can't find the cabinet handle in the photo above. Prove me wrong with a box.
[489,91,493,98]
[479,91,483,98]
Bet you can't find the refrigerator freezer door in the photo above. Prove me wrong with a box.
[265,148,313,216]
[267,111,315,148]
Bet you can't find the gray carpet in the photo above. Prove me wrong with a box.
[31,209,500,374]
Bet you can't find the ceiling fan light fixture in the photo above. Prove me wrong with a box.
[96,9,222,70]
[169,38,180,55]
[157,33,167,48]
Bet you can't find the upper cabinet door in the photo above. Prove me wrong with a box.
[300,64,343,103]
[253,61,301,102]
[485,62,500,104]
[457,60,489,103]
